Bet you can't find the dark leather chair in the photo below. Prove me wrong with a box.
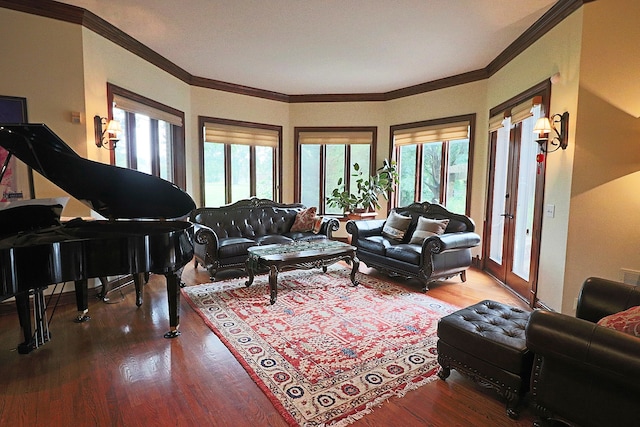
[525,277,640,427]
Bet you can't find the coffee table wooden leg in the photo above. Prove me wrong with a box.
[350,255,360,286]
[269,265,278,304]
[245,259,254,287]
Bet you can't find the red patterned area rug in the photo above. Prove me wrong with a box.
[182,266,459,426]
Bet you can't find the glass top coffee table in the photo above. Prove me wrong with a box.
[244,239,359,304]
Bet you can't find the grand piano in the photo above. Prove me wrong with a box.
[0,123,195,353]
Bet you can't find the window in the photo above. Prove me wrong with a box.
[200,117,281,206]
[391,115,474,214]
[295,127,376,215]
[107,84,186,189]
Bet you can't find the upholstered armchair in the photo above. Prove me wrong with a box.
[525,277,640,427]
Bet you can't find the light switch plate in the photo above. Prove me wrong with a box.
[545,204,555,218]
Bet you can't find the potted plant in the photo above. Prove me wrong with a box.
[326,159,398,218]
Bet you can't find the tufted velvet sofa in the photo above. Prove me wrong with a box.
[526,277,640,427]
[189,198,339,280]
[346,201,480,291]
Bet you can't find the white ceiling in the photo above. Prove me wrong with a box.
[57,0,557,95]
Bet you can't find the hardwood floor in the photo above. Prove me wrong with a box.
[0,263,537,426]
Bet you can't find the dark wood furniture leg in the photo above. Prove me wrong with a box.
[163,270,181,339]
[245,258,255,287]
[269,265,279,305]
[350,255,360,286]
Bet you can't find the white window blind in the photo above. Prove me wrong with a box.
[204,122,279,147]
[488,114,506,132]
[113,95,183,127]
[298,131,373,145]
[393,121,470,146]
[494,95,543,127]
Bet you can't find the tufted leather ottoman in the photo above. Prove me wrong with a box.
[436,300,533,419]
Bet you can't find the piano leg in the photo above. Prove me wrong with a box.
[74,279,91,322]
[15,288,50,354]
[15,292,34,354]
[164,269,182,339]
[133,272,145,307]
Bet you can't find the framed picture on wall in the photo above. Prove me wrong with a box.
[0,95,34,201]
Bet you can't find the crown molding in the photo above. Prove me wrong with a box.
[0,0,592,103]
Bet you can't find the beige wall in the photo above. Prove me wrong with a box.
[3,2,639,313]
[0,8,87,214]
[564,0,640,313]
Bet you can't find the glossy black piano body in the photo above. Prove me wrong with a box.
[0,124,195,353]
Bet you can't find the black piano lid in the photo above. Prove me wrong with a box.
[0,124,196,220]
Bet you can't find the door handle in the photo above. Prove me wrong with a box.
[500,213,513,219]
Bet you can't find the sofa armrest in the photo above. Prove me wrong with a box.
[319,217,340,238]
[526,309,640,382]
[346,219,385,241]
[421,232,481,253]
[193,222,219,248]
[577,277,640,322]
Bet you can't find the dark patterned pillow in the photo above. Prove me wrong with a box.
[382,211,412,241]
[290,207,318,232]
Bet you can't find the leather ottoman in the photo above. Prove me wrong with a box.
[436,300,533,419]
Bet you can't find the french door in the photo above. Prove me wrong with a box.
[484,103,545,306]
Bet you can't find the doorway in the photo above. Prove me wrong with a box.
[483,87,548,306]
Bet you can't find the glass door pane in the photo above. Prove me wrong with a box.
[489,119,511,264]
[511,107,541,280]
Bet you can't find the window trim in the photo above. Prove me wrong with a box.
[294,126,377,215]
[198,116,283,205]
[106,83,187,189]
[389,114,475,215]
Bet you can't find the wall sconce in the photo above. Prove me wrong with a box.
[533,112,569,153]
[94,115,122,149]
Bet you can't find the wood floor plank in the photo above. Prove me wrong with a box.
[0,263,535,426]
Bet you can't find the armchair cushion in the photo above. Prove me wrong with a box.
[382,211,412,241]
[597,305,640,337]
[409,217,449,244]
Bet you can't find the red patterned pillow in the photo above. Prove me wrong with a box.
[290,207,318,232]
[597,305,640,337]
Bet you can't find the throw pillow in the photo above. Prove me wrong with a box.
[290,207,318,232]
[409,217,450,245]
[311,216,323,234]
[381,211,412,241]
[597,305,640,337]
